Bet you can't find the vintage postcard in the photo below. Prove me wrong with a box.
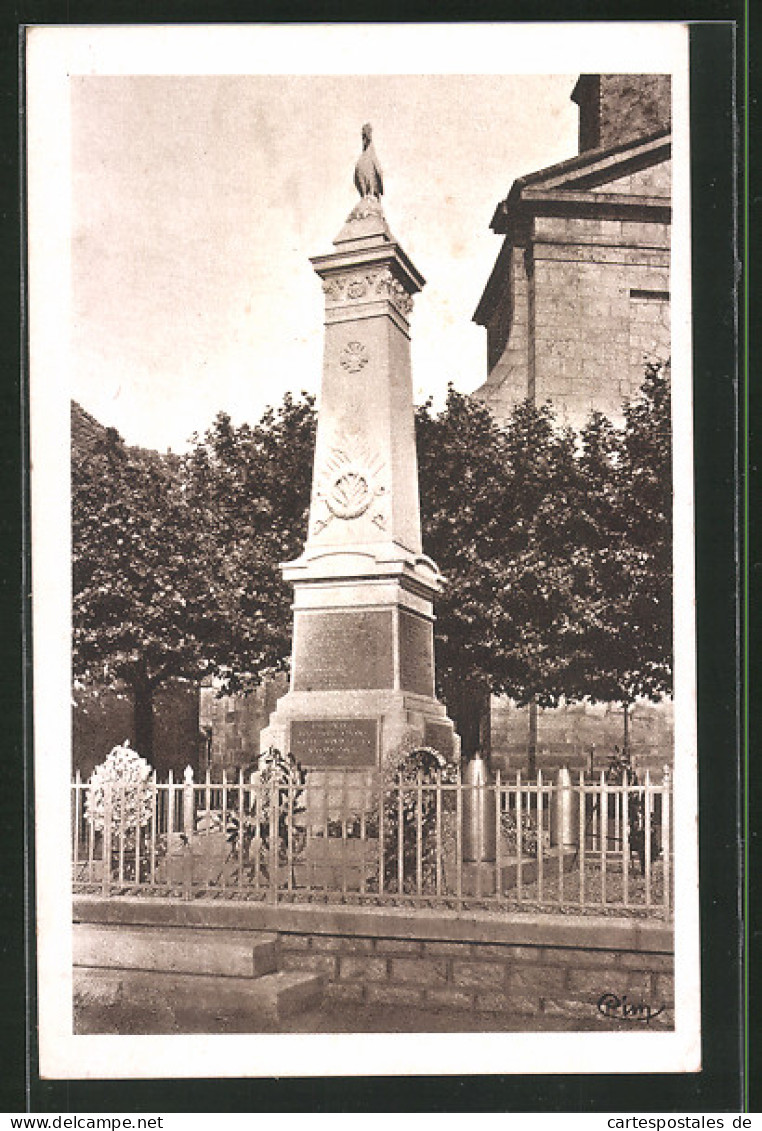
[26,23,701,1080]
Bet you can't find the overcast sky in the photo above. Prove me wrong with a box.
[70,73,579,452]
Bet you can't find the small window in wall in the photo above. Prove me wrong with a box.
[631,288,670,302]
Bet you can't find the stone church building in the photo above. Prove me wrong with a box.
[474,73,671,432]
[473,74,674,774]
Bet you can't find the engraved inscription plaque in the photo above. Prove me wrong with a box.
[399,610,434,696]
[290,719,378,768]
[293,610,393,691]
[424,720,455,760]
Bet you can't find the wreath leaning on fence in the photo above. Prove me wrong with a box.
[85,741,154,845]
[224,746,307,875]
[381,746,458,892]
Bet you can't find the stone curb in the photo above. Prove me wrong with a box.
[73,895,673,955]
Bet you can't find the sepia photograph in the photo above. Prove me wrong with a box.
[26,22,701,1080]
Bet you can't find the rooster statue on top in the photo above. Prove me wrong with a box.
[354,122,384,200]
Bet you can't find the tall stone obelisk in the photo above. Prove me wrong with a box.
[261,125,459,770]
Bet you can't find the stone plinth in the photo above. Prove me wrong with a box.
[261,198,459,770]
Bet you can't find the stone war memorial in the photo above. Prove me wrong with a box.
[69,96,677,1042]
[260,124,460,777]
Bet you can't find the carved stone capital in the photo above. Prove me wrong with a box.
[322,267,415,318]
[374,267,414,317]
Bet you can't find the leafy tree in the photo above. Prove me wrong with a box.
[415,390,511,752]
[73,429,219,759]
[182,392,316,693]
[570,361,673,750]
[72,393,316,759]
[415,370,672,763]
[415,388,585,756]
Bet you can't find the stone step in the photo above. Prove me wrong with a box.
[74,965,325,1032]
[460,849,578,895]
[73,923,278,978]
[500,847,578,890]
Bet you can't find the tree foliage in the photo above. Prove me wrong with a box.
[566,362,673,714]
[182,392,316,693]
[72,366,671,762]
[72,394,315,758]
[72,428,218,757]
[416,388,585,748]
[416,368,672,752]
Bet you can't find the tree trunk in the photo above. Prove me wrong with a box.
[454,694,481,760]
[527,698,538,779]
[132,677,155,762]
[444,678,490,760]
[622,701,630,760]
[478,694,492,758]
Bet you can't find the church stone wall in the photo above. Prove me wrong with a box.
[199,673,289,774]
[479,244,531,422]
[597,74,671,150]
[573,74,671,153]
[530,213,670,430]
[477,208,670,432]
[490,697,674,777]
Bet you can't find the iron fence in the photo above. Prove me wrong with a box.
[71,765,673,917]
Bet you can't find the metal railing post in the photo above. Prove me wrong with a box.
[101,780,112,897]
[662,764,672,914]
[182,765,194,900]
[550,765,578,850]
[268,769,278,903]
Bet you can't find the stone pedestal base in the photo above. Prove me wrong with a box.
[461,850,579,898]
[259,688,459,770]
[295,836,378,891]
[462,862,497,897]
[261,545,460,770]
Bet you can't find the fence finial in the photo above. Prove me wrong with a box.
[184,765,194,784]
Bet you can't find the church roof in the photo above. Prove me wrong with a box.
[474,129,670,327]
[488,128,671,234]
